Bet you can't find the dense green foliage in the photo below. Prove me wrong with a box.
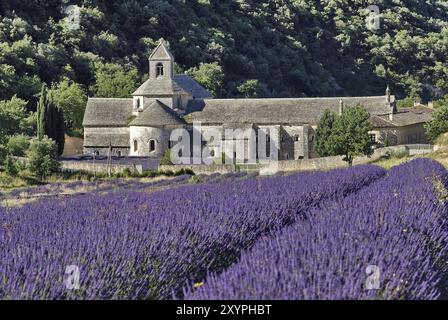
[91,62,139,98]
[315,109,337,157]
[315,105,373,165]
[37,85,65,155]
[0,144,7,165]
[186,62,224,97]
[7,134,30,157]
[0,95,33,143]
[3,0,448,149]
[2,0,448,107]
[330,105,374,165]
[4,155,18,176]
[425,105,448,142]
[27,137,60,180]
[50,78,87,135]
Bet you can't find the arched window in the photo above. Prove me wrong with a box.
[135,98,140,109]
[156,63,164,77]
[133,139,138,152]
[149,140,156,152]
[117,151,122,157]
[294,135,300,142]
[210,150,215,157]
[94,150,99,157]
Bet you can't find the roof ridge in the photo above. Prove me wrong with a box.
[202,96,389,102]
[88,97,132,100]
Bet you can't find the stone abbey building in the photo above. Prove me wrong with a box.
[82,42,433,161]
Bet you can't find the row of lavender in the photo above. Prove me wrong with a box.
[0,165,385,299]
[186,159,448,300]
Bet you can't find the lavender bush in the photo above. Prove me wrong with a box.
[185,159,448,300]
[0,165,384,299]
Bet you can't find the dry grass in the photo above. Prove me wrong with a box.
[0,175,180,208]
[372,156,412,169]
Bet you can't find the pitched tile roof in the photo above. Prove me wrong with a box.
[186,96,394,125]
[84,133,130,147]
[82,98,133,127]
[372,106,434,127]
[129,100,186,127]
[132,77,190,96]
[132,75,211,97]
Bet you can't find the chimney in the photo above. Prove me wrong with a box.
[428,101,434,109]
[386,84,391,103]
[386,85,396,121]
[339,99,344,115]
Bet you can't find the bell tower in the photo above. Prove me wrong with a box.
[149,41,174,80]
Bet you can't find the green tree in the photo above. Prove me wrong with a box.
[7,134,30,157]
[397,97,416,109]
[36,84,65,155]
[92,62,139,98]
[50,79,87,134]
[328,105,374,166]
[425,104,448,142]
[37,84,48,140]
[0,95,30,143]
[27,137,60,181]
[237,79,262,98]
[186,62,224,97]
[315,109,337,157]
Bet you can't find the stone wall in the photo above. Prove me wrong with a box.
[157,144,433,175]
[158,164,236,174]
[61,161,143,174]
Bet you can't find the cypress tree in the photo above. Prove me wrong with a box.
[37,84,48,140]
[36,84,65,155]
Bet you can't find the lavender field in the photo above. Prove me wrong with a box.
[0,159,447,300]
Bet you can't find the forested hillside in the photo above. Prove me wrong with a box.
[2,0,448,116]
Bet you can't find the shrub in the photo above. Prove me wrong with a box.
[142,170,158,178]
[160,149,173,166]
[27,137,60,181]
[425,104,448,142]
[175,168,195,176]
[0,144,7,166]
[5,156,18,176]
[7,134,30,157]
[160,169,175,177]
